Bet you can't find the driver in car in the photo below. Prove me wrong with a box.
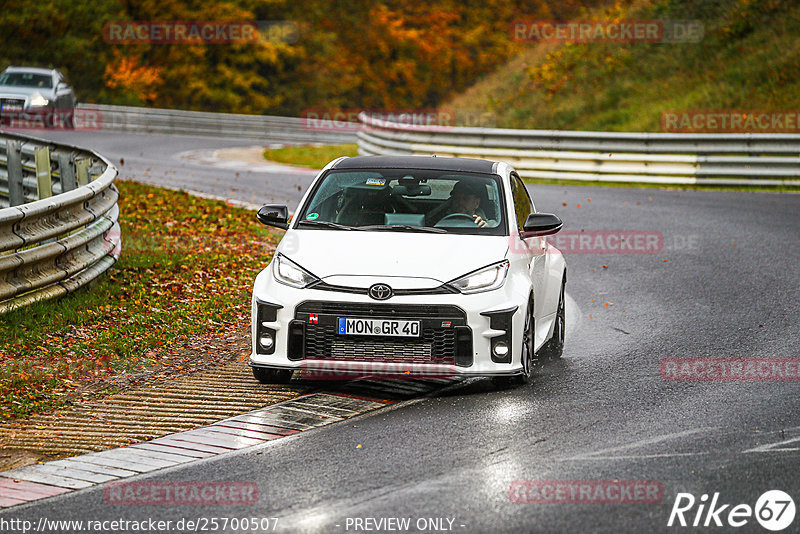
[428,181,490,227]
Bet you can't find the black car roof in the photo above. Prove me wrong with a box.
[332,155,498,174]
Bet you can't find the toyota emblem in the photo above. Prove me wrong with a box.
[368,283,393,300]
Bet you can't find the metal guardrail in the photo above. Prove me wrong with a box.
[0,132,121,313]
[78,103,357,144]
[357,113,800,186]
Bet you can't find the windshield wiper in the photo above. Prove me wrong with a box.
[296,220,361,231]
[359,224,446,234]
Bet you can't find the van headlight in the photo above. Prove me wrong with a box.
[448,260,509,294]
[272,253,319,288]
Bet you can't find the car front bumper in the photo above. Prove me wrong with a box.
[249,267,530,378]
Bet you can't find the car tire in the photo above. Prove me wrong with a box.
[538,276,566,361]
[252,367,293,384]
[492,297,534,387]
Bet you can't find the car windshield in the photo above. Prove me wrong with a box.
[296,169,507,235]
[0,72,53,88]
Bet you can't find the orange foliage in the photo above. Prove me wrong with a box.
[104,52,163,103]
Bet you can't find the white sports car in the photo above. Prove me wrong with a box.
[250,156,566,385]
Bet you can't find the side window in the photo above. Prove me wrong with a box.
[510,174,533,230]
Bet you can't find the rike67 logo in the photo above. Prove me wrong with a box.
[668,490,795,531]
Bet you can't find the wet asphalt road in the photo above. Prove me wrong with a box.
[32,129,318,208]
[2,129,799,533]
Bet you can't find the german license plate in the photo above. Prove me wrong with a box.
[338,318,420,337]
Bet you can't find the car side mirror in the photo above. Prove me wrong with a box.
[522,213,563,237]
[257,204,289,229]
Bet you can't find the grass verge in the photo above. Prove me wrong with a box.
[0,181,281,421]
[263,143,358,169]
[448,0,800,132]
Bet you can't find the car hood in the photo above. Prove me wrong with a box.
[0,87,46,98]
[277,229,510,288]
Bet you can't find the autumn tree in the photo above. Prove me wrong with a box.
[1,0,603,115]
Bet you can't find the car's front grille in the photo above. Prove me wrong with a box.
[293,301,470,365]
[306,324,454,363]
[299,301,466,319]
[331,339,432,361]
[0,98,25,111]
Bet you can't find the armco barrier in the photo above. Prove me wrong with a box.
[0,132,121,313]
[357,113,800,186]
[77,103,357,144]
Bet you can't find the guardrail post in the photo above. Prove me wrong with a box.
[6,140,24,206]
[57,153,77,193]
[34,146,52,199]
[76,158,90,186]
[88,163,103,182]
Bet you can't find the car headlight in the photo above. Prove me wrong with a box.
[29,93,49,107]
[448,260,509,294]
[272,253,319,288]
